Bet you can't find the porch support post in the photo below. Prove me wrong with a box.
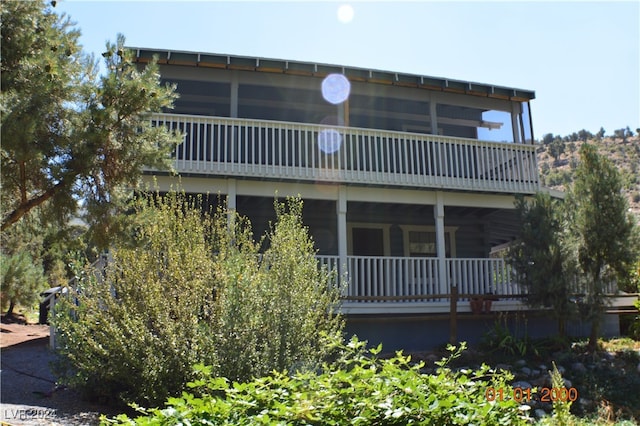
[230,73,239,118]
[227,178,237,229]
[434,191,447,295]
[337,185,348,291]
[511,103,521,144]
[430,97,438,135]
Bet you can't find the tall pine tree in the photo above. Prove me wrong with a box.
[508,192,574,338]
[567,143,638,350]
[1,1,181,246]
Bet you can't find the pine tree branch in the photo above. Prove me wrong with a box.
[1,181,66,232]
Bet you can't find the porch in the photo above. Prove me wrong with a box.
[319,256,525,314]
[317,255,626,316]
[150,113,539,194]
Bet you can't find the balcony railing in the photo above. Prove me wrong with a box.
[317,256,619,314]
[150,113,539,194]
[317,256,522,302]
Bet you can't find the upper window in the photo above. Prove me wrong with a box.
[238,84,333,124]
[163,79,230,117]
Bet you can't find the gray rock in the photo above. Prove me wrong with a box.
[425,354,439,363]
[515,359,527,367]
[495,363,512,372]
[532,376,552,388]
[531,369,541,377]
[520,366,532,376]
[563,378,572,389]
[571,362,587,374]
[512,380,533,390]
[534,409,547,419]
[555,364,566,375]
[538,364,548,371]
[578,398,591,407]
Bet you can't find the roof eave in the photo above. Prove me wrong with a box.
[129,47,536,102]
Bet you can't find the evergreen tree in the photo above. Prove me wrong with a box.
[549,138,565,163]
[0,214,48,316]
[566,143,639,350]
[577,129,592,142]
[508,192,574,337]
[541,133,555,145]
[1,1,181,246]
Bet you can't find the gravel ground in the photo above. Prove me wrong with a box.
[1,322,119,426]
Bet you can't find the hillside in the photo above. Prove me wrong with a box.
[537,132,640,217]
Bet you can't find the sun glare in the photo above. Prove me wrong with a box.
[337,4,354,24]
[321,73,351,105]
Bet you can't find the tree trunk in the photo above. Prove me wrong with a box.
[6,299,15,317]
[588,317,600,352]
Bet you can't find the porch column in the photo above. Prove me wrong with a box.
[511,102,521,144]
[337,185,348,289]
[230,73,239,118]
[430,97,438,135]
[434,191,447,295]
[227,178,237,228]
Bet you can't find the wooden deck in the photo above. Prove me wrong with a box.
[150,113,539,194]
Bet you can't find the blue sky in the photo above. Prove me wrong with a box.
[56,0,639,139]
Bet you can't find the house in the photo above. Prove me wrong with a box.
[132,48,628,350]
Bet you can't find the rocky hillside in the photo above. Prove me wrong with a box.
[537,132,640,217]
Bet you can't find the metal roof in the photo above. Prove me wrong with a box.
[130,47,535,102]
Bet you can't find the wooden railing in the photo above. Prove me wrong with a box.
[150,113,539,194]
[316,256,523,303]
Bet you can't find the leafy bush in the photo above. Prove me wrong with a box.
[105,338,531,425]
[211,198,343,382]
[53,193,218,406]
[53,192,343,406]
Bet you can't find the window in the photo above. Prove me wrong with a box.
[347,223,390,256]
[401,226,457,257]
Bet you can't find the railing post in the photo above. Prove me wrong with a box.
[337,185,348,296]
[434,191,447,296]
[49,292,57,350]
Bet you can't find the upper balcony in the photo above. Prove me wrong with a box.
[150,112,539,194]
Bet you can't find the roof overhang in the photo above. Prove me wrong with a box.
[129,47,536,102]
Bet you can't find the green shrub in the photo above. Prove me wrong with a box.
[53,192,343,406]
[53,193,218,406]
[211,198,343,382]
[105,338,531,425]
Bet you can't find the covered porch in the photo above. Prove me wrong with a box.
[146,176,534,316]
[319,255,522,314]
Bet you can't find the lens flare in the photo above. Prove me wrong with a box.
[321,74,350,105]
[337,4,354,23]
[318,129,342,154]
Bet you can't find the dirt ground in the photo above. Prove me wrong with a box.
[0,320,50,349]
[0,316,118,426]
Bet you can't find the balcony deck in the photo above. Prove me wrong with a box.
[151,113,539,194]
